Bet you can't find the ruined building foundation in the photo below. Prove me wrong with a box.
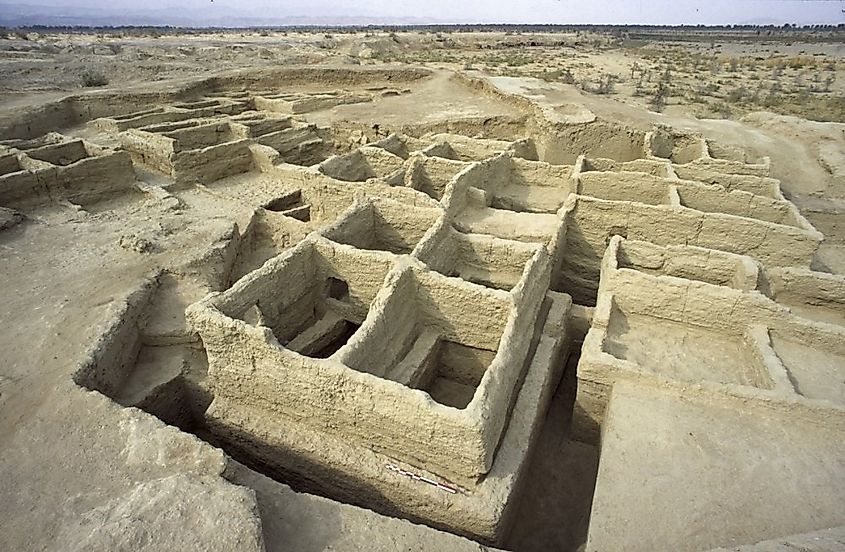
[1,66,843,552]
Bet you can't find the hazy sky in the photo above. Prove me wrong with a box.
[3,0,844,25]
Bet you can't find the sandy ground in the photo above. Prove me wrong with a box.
[588,379,845,551]
[3,29,843,120]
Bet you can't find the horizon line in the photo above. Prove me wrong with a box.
[4,22,845,29]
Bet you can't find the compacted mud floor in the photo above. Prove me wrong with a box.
[603,312,765,387]
[0,60,844,552]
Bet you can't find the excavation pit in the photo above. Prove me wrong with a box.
[25,140,90,166]
[320,198,442,255]
[226,237,393,352]
[263,190,311,221]
[317,146,405,182]
[340,265,512,410]
[403,154,470,200]
[770,327,845,405]
[765,267,845,327]
[417,223,545,292]
[424,342,496,409]
[602,305,773,388]
[0,153,23,176]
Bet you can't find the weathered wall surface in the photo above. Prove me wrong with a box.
[556,194,822,304]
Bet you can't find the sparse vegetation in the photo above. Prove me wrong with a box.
[711,101,732,119]
[824,74,835,92]
[649,83,670,112]
[80,69,109,87]
[537,68,575,84]
[0,25,839,122]
[579,73,618,95]
[726,86,748,103]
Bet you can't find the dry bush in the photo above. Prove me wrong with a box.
[649,83,670,112]
[711,101,732,119]
[537,68,575,84]
[764,56,817,70]
[503,54,531,67]
[697,82,718,98]
[80,69,109,87]
[709,60,721,75]
[597,74,617,94]
[579,73,617,95]
[786,55,817,69]
[824,74,836,92]
[762,91,783,108]
[726,86,748,103]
